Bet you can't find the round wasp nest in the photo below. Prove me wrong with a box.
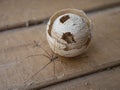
[46,9,93,57]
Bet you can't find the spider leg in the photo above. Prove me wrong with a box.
[60,61,66,74]
[33,40,51,58]
[24,61,52,84]
[14,54,41,65]
[17,53,51,64]
[25,54,45,59]
[56,56,66,75]
[53,60,56,79]
[35,44,51,58]
[41,54,51,60]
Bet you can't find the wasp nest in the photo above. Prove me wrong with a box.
[46,9,92,57]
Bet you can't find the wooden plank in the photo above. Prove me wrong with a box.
[42,66,120,90]
[0,0,120,31]
[0,7,120,90]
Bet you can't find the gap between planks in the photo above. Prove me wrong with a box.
[42,65,120,90]
[0,2,120,32]
[23,60,120,90]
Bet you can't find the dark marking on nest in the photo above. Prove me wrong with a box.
[60,15,70,23]
[61,32,76,44]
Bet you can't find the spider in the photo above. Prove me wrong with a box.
[23,40,65,84]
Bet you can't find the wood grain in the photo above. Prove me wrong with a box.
[42,66,120,90]
[0,7,120,90]
[0,0,120,30]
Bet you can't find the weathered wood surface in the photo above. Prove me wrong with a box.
[0,0,120,31]
[42,66,120,90]
[0,6,120,90]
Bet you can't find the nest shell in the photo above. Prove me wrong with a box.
[46,9,93,57]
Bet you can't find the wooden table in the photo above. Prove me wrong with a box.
[0,0,120,90]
